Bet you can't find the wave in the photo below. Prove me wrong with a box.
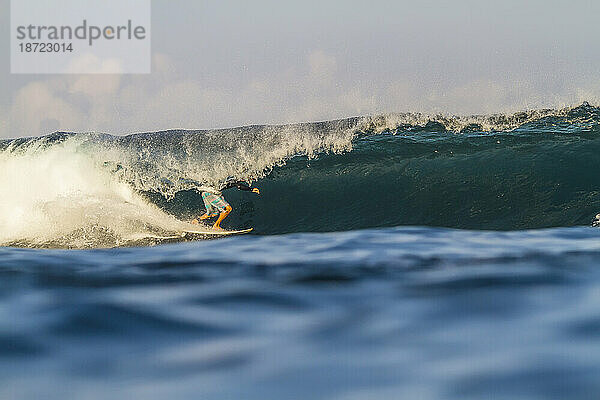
[2,102,600,248]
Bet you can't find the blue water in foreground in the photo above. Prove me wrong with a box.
[2,226,600,399]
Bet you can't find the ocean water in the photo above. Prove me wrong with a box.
[2,103,600,399]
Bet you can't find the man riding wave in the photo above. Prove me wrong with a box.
[191,180,260,230]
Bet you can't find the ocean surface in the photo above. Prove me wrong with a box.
[2,103,600,399]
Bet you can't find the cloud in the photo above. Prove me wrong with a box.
[2,54,173,138]
[10,81,82,137]
[0,105,8,138]
[308,50,337,80]
[66,53,125,75]
[2,50,600,139]
[1,51,376,138]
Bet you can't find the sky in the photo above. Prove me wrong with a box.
[1,0,600,138]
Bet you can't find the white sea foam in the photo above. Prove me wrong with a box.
[0,137,191,247]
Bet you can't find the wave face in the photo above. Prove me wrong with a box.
[2,103,600,248]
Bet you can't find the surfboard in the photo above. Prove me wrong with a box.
[132,228,253,242]
[183,228,253,236]
[146,234,185,240]
[129,233,185,241]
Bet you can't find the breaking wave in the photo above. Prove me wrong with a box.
[2,102,600,248]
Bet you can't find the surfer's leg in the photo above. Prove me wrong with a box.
[191,214,208,225]
[213,205,232,229]
[204,193,231,229]
[193,193,220,224]
[191,213,211,224]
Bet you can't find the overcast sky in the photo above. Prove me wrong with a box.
[2,0,600,138]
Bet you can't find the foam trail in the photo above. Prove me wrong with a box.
[0,137,190,248]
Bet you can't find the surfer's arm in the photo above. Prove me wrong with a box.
[236,182,260,194]
[221,181,260,194]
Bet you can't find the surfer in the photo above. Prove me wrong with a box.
[191,180,260,229]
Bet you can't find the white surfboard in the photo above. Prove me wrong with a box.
[183,228,253,236]
[129,233,185,241]
[146,234,185,240]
